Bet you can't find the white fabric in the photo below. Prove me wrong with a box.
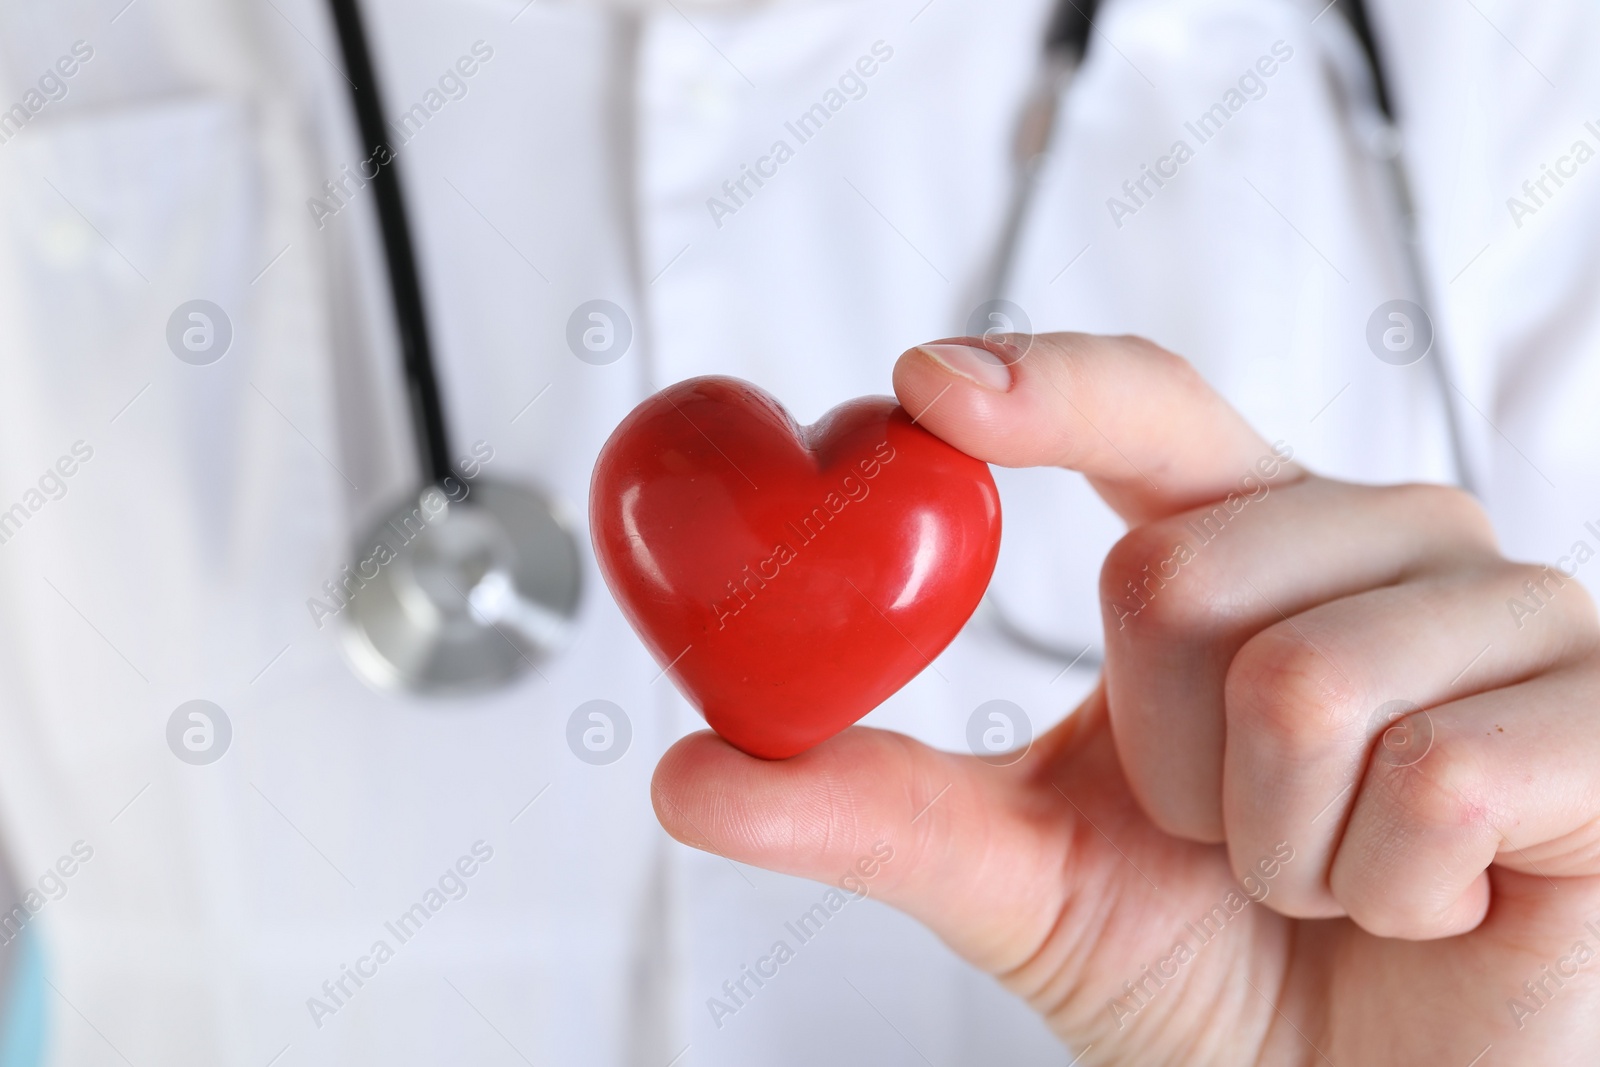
[0,0,1594,1063]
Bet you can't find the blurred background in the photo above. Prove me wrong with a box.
[0,0,1595,1062]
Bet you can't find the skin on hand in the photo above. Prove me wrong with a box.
[652,333,1600,1065]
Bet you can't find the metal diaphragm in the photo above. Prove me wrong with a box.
[339,478,582,695]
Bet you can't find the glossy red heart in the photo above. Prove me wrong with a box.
[590,376,1001,759]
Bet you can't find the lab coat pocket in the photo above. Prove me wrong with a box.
[0,95,261,566]
[0,96,279,715]
[0,94,256,407]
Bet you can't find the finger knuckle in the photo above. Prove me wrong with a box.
[1339,892,1429,940]
[1121,336,1210,394]
[1505,559,1568,607]
[1387,483,1497,550]
[1100,520,1235,637]
[1117,333,1184,367]
[1225,626,1362,749]
[1502,560,1600,639]
[1374,724,1488,835]
[1568,580,1600,640]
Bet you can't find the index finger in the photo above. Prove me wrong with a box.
[891,333,1302,525]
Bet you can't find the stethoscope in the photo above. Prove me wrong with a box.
[979,0,1476,669]
[323,0,1472,692]
[326,0,582,695]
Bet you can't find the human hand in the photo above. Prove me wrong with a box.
[653,334,1600,1064]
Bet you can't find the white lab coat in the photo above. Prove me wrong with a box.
[0,0,1595,1063]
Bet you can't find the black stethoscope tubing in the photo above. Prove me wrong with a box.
[321,0,1472,680]
[984,0,1474,668]
[320,0,584,695]
[325,0,454,487]
[326,0,1452,500]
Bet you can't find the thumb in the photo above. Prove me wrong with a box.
[892,333,1301,525]
[651,726,1075,976]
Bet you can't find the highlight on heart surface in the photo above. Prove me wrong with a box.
[589,376,1002,759]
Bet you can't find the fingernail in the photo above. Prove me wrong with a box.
[917,343,1014,392]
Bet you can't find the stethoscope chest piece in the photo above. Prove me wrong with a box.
[340,479,582,695]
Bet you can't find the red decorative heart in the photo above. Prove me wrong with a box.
[590,376,1001,759]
